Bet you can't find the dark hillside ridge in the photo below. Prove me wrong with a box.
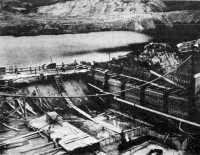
[145,23,200,44]
[163,0,200,11]
[2,0,63,7]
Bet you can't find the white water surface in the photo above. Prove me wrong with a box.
[0,31,151,67]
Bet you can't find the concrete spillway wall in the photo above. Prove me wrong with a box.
[87,69,189,120]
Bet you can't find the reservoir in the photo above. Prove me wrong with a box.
[0,31,151,67]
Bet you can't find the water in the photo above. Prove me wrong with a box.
[0,31,151,67]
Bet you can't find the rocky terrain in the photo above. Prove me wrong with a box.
[0,0,200,42]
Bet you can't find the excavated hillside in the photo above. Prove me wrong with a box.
[37,0,167,16]
[0,0,200,42]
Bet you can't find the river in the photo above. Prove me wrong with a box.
[0,31,151,67]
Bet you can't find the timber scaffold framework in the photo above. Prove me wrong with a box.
[1,53,200,155]
[0,55,199,129]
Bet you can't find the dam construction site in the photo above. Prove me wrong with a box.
[0,39,200,155]
[1,0,200,154]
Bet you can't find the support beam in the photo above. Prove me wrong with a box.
[23,98,27,120]
[114,97,200,128]
[88,83,110,94]
[0,123,19,131]
[7,101,22,116]
[103,70,109,91]
[120,74,169,90]
[149,70,185,89]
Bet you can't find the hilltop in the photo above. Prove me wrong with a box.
[0,0,200,42]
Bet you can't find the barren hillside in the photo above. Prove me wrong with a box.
[0,0,200,42]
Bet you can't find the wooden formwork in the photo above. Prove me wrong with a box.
[89,68,190,119]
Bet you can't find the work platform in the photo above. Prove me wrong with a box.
[0,64,88,84]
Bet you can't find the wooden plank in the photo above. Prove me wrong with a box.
[64,95,93,119]
[0,123,19,131]
[63,135,89,145]
[2,130,42,145]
